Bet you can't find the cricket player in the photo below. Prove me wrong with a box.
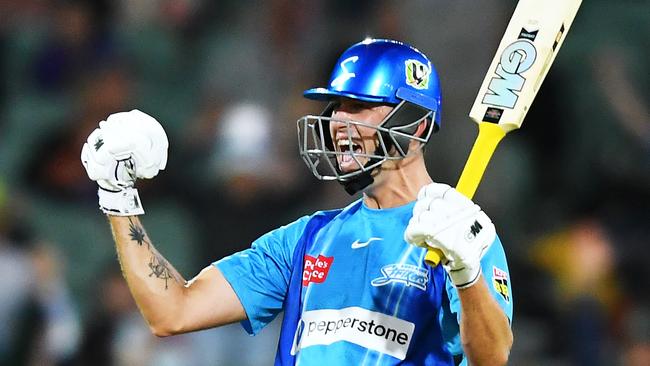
[81,39,513,365]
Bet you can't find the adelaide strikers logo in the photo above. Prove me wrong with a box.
[405,59,430,89]
[371,263,428,291]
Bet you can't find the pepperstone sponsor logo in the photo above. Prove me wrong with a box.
[302,254,334,286]
[371,263,428,291]
[290,307,414,360]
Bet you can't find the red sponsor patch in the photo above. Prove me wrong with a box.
[493,266,508,279]
[302,254,334,286]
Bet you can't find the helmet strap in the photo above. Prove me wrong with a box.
[341,170,374,195]
[339,154,384,195]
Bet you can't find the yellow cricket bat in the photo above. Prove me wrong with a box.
[425,0,583,266]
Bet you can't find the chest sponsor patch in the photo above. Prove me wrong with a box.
[291,307,414,360]
[492,266,510,303]
[303,254,334,286]
[371,263,428,291]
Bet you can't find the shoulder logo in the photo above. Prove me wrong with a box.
[405,59,430,89]
[351,237,382,249]
[371,263,428,291]
[492,266,510,303]
[303,254,334,286]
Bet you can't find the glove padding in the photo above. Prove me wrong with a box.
[404,183,496,288]
[81,109,168,216]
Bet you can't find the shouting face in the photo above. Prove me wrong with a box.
[329,99,393,173]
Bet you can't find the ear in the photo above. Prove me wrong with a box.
[413,118,430,138]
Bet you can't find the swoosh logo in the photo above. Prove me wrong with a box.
[351,237,383,249]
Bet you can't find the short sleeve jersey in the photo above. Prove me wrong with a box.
[215,199,513,365]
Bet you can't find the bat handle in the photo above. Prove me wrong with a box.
[424,121,507,267]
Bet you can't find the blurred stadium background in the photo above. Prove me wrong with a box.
[0,0,648,365]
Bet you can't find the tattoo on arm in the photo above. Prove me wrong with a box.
[128,217,149,247]
[124,217,185,290]
[148,253,174,290]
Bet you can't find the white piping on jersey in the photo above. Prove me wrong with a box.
[371,248,428,366]
[362,244,425,366]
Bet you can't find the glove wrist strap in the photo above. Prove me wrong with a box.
[98,187,145,216]
[449,266,482,289]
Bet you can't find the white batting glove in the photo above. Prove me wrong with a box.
[404,183,496,288]
[81,110,169,216]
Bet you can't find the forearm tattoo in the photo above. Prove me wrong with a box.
[128,217,149,247]
[148,253,174,290]
[126,217,184,289]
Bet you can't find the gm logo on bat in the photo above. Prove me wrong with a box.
[482,28,539,109]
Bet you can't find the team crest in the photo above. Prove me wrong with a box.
[405,59,430,89]
[492,266,510,303]
[371,263,428,291]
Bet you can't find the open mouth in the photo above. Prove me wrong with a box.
[336,138,364,170]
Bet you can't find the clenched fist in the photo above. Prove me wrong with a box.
[81,110,168,216]
[405,183,496,288]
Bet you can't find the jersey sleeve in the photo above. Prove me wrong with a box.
[440,234,514,358]
[445,234,514,322]
[213,215,311,335]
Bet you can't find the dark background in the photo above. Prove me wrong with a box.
[0,0,648,365]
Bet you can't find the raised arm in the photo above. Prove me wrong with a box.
[81,110,245,337]
[405,183,513,365]
[109,215,245,336]
[456,275,512,365]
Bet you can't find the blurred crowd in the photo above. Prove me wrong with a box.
[0,0,648,365]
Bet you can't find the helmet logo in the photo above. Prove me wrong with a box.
[405,59,430,89]
[330,56,359,88]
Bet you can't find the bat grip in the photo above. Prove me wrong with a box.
[424,121,507,267]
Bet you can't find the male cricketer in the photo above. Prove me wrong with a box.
[81,39,513,365]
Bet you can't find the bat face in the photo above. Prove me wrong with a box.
[469,0,582,132]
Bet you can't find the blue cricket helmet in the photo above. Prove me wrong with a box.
[298,38,442,194]
[303,38,442,129]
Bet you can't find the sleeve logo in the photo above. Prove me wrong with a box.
[492,266,510,303]
[303,254,334,286]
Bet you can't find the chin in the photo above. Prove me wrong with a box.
[338,160,367,175]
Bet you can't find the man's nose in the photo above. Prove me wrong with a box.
[329,110,349,129]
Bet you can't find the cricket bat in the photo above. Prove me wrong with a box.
[425,0,582,266]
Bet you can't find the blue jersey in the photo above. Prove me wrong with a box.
[215,199,513,365]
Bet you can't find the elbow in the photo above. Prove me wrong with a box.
[148,318,184,338]
[495,352,511,366]
[464,337,513,366]
[150,324,173,338]
[490,350,511,366]
[464,351,510,366]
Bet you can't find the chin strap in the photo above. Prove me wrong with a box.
[339,156,384,195]
[341,171,374,195]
